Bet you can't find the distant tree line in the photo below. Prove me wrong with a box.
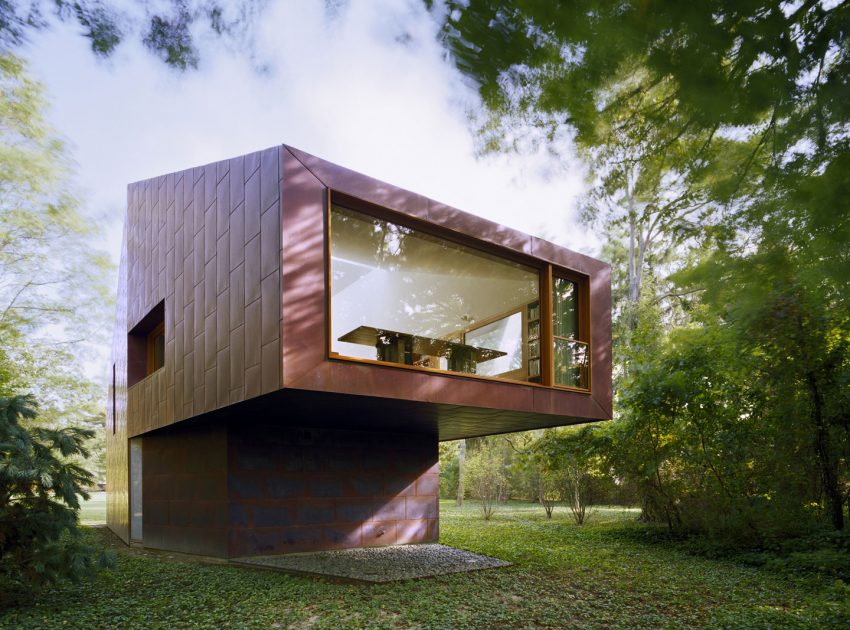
[441,430,630,525]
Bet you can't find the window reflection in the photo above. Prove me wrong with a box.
[552,277,588,388]
[330,205,539,382]
[465,312,524,378]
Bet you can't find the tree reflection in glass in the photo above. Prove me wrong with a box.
[330,205,539,381]
[552,277,588,388]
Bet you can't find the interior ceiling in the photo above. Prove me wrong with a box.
[331,205,537,284]
[330,206,539,325]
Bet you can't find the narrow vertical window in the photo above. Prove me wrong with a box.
[129,439,143,541]
[552,276,588,389]
[112,363,116,434]
[147,322,165,374]
[526,301,541,383]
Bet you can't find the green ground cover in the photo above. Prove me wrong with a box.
[1,500,847,629]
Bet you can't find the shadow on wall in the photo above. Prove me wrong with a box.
[227,422,439,556]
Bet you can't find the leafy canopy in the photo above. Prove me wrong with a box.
[0,0,269,70]
[434,1,850,534]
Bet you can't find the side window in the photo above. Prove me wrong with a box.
[552,276,588,389]
[112,363,116,434]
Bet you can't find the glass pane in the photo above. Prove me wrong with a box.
[130,439,143,541]
[330,205,539,381]
[552,277,577,339]
[465,312,523,377]
[554,338,588,388]
[153,333,165,371]
[552,276,588,388]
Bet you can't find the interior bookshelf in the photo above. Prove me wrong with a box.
[527,301,541,383]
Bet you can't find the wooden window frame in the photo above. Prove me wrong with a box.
[548,267,592,391]
[146,321,165,376]
[325,192,592,393]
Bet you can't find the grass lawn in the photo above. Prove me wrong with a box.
[1,499,847,628]
[79,491,106,525]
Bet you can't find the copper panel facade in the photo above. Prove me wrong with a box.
[108,142,611,549]
[280,145,612,426]
[106,232,129,543]
[122,147,281,440]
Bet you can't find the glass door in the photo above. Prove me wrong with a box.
[129,438,143,542]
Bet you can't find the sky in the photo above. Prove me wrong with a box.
[23,0,592,380]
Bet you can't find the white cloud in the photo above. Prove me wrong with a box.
[25,0,595,268]
[23,1,604,387]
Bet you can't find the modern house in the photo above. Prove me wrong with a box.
[105,144,612,558]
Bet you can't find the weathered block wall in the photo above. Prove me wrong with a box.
[227,424,439,556]
[141,422,229,556]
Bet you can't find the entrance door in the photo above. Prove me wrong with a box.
[129,438,143,541]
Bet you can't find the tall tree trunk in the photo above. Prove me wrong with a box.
[456,439,466,507]
[807,370,843,530]
[627,211,640,307]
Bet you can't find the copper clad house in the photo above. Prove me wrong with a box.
[105,144,612,558]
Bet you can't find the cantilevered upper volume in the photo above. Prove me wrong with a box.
[106,144,611,557]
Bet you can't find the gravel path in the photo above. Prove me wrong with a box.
[233,544,510,582]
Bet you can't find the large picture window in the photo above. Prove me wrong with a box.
[330,205,540,382]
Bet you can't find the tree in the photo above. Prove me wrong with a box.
[0,1,269,70]
[456,438,466,506]
[506,430,558,517]
[464,438,508,519]
[0,53,112,482]
[0,53,113,596]
[560,461,595,525]
[0,394,108,601]
[531,427,604,525]
[536,469,558,519]
[434,0,850,534]
[438,440,460,499]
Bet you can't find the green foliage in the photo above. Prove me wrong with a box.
[436,0,850,541]
[463,438,508,519]
[0,53,111,483]
[0,1,269,70]
[535,468,558,518]
[437,440,460,499]
[2,503,848,627]
[437,1,850,165]
[524,426,610,524]
[0,394,109,601]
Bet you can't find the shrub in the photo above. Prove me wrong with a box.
[464,440,507,520]
[0,394,109,602]
[538,469,559,518]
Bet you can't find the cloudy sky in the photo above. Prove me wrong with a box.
[25,0,591,273]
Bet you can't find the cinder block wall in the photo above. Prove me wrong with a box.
[141,422,229,556]
[227,423,439,556]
